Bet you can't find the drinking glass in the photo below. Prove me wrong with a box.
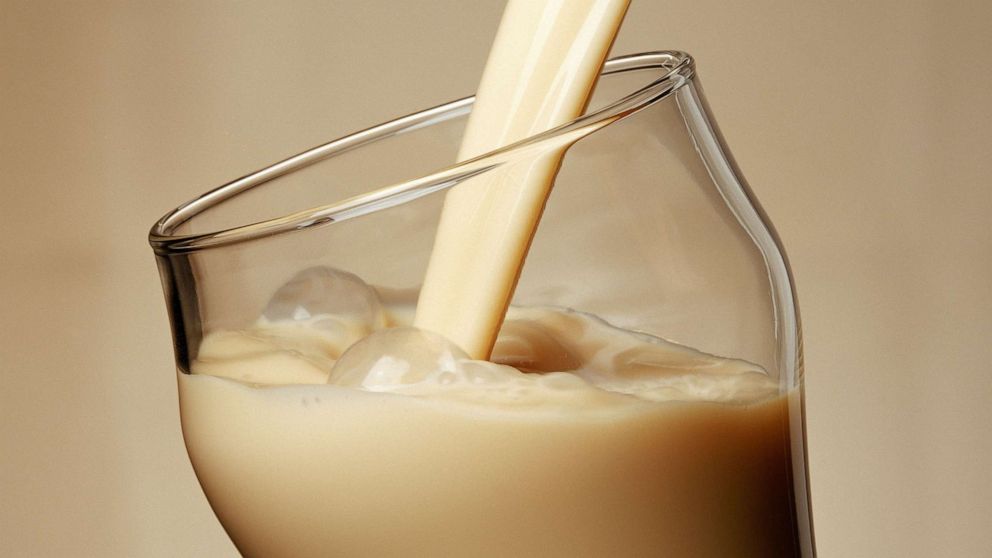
[150,51,814,557]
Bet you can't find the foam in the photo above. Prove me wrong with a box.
[193,305,778,407]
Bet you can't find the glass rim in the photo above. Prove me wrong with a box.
[149,50,695,255]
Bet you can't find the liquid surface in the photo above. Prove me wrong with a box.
[415,0,630,358]
[196,300,778,408]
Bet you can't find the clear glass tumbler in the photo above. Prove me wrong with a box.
[149,51,814,557]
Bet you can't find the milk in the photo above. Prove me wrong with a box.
[181,304,801,557]
[415,0,630,358]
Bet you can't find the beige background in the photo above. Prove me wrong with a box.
[2,1,990,556]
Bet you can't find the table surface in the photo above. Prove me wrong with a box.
[2,1,990,556]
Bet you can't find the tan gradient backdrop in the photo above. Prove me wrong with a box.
[2,1,989,556]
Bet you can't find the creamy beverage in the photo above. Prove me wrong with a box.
[416,0,630,358]
[180,272,801,557]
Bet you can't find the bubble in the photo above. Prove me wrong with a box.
[327,327,468,390]
[262,267,387,347]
